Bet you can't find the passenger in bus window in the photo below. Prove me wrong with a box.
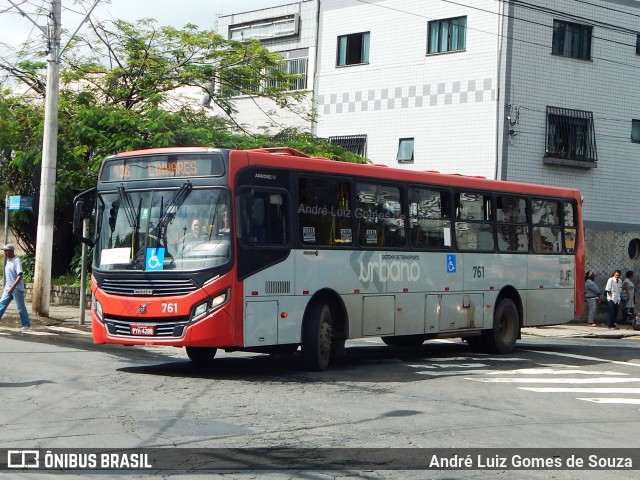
[184,218,208,242]
[218,211,231,235]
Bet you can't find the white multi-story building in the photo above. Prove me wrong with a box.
[218,0,640,289]
[215,0,317,133]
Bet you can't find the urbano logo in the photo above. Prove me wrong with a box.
[8,450,39,468]
[358,254,420,282]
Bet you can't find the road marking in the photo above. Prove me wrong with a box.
[519,387,640,394]
[486,368,627,376]
[523,349,640,368]
[578,398,640,404]
[467,377,639,384]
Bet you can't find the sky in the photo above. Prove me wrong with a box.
[0,0,289,59]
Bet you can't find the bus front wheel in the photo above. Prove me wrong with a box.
[301,303,333,371]
[186,346,217,365]
[482,298,519,354]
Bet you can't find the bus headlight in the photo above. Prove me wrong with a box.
[211,291,227,309]
[194,302,208,318]
[191,290,228,321]
[93,295,104,321]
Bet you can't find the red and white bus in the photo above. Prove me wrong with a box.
[73,146,584,370]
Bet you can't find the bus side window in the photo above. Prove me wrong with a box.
[297,177,352,246]
[239,190,288,246]
[356,182,403,248]
[532,198,561,253]
[409,187,451,249]
[563,201,577,254]
[496,195,529,253]
[455,192,494,251]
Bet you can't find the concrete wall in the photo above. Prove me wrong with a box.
[23,284,91,307]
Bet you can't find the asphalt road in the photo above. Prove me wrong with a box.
[1,330,639,479]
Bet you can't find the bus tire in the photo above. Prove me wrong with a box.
[186,346,217,364]
[301,303,333,371]
[482,298,519,354]
[381,335,426,347]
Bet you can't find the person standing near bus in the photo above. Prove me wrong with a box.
[584,271,601,326]
[622,270,635,325]
[0,244,31,331]
[605,270,623,329]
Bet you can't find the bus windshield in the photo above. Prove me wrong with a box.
[94,186,231,272]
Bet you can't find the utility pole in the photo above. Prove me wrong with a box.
[32,0,61,316]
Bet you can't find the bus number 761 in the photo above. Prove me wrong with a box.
[162,303,178,313]
[473,266,485,278]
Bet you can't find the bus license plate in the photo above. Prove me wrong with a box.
[131,325,155,336]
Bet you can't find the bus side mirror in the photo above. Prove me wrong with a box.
[73,188,96,247]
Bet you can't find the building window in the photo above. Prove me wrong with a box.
[632,119,640,143]
[427,16,466,54]
[396,138,414,163]
[264,49,309,91]
[328,135,367,157]
[552,20,592,60]
[337,32,370,66]
[545,106,597,162]
[229,14,299,41]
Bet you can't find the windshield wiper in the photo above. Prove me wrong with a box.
[117,185,138,229]
[155,181,193,245]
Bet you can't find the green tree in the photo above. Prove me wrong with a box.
[0,19,366,276]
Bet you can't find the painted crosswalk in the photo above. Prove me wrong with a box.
[406,354,640,408]
[464,366,640,407]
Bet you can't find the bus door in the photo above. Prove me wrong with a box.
[236,182,292,347]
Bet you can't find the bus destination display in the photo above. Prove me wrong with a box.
[100,155,224,182]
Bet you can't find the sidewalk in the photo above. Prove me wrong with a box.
[0,299,92,331]
[1,299,639,339]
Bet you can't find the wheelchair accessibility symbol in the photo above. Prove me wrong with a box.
[446,254,456,273]
[146,247,165,271]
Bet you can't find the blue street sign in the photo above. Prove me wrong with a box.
[8,196,33,211]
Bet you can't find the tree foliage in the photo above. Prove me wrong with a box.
[0,18,366,276]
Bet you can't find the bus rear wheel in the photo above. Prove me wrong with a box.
[381,335,426,347]
[482,298,519,354]
[301,303,333,371]
[186,346,217,365]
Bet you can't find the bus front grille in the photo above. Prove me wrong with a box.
[101,279,197,297]
[104,318,189,337]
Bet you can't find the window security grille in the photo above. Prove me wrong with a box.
[545,106,597,162]
[329,135,367,157]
